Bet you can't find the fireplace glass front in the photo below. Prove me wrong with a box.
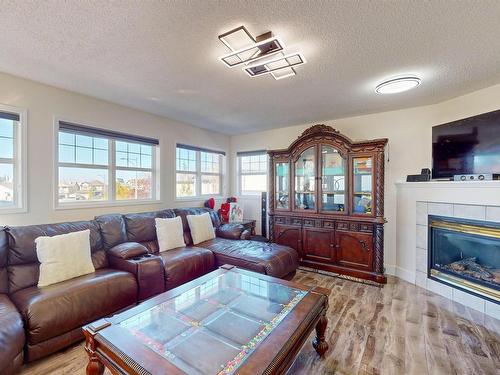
[428,215,500,303]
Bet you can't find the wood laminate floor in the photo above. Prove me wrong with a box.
[20,270,500,375]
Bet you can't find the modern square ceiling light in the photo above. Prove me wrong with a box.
[218,25,306,80]
[218,26,255,51]
[244,53,306,78]
[271,67,296,80]
[219,37,284,67]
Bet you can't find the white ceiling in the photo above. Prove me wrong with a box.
[1,1,500,135]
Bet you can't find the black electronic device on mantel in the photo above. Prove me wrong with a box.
[432,109,500,179]
[406,168,431,182]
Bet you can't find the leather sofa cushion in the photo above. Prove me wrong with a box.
[94,214,128,249]
[7,221,107,294]
[7,221,103,266]
[158,247,215,290]
[200,238,299,278]
[124,209,175,243]
[0,228,8,294]
[0,294,25,374]
[10,269,137,345]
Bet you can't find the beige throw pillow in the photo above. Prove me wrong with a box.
[35,229,95,287]
[155,217,186,251]
[187,212,216,245]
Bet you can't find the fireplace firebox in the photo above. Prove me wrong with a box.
[428,215,500,303]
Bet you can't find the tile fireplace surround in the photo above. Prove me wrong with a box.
[396,180,500,320]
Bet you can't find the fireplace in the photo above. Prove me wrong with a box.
[428,215,500,303]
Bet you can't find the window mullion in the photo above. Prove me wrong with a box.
[219,154,223,196]
[152,147,157,200]
[196,151,201,196]
[12,122,18,207]
[109,139,116,202]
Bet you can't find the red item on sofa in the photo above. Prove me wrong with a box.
[204,197,215,209]
[220,202,230,223]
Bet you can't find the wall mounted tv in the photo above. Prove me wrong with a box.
[432,109,500,179]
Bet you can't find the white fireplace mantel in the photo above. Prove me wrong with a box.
[395,180,500,319]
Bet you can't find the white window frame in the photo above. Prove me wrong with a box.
[238,151,268,196]
[0,104,27,214]
[175,145,224,200]
[54,118,161,209]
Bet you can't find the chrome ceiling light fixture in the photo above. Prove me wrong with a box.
[245,53,306,78]
[219,37,284,67]
[218,25,306,80]
[375,75,422,94]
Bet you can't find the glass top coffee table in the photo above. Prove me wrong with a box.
[83,265,330,375]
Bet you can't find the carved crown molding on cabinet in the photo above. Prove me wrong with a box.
[269,124,388,161]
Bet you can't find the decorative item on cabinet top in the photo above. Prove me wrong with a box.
[268,124,388,283]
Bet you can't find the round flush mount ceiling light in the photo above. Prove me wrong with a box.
[375,75,421,94]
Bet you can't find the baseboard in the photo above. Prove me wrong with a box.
[394,266,416,284]
[384,264,396,276]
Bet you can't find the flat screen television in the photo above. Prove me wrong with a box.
[432,109,500,179]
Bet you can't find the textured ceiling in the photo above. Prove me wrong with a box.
[1,1,500,134]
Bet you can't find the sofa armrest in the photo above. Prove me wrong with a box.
[216,223,246,240]
[108,242,148,259]
[109,254,165,301]
[0,294,24,374]
[240,229,251,240]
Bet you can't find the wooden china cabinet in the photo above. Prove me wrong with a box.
[268,124,388,283]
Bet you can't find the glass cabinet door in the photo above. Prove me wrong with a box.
[294,147,316,210]
[353,157,373,214]
[275,162,289,209]
[321,146,346,212]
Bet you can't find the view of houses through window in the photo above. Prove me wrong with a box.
[176,145,223,198]
[57,123,158,205]
[238,152,268,195]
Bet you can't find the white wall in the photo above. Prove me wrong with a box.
[0,73,229,226]
[230,82,500,274]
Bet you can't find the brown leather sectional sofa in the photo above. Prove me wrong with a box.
[0,207,298,374]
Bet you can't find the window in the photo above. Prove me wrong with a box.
[57,121,159,206]
[0,106,26,212]
[238,151,268,195]
[176,144,224,198]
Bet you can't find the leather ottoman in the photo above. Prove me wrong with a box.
[199,238,299,279]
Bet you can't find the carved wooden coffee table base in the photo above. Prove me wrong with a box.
[83,266,330,375]
[313,313,329,357]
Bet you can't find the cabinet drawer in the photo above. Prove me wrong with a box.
[360,223,373,233]
[322,220,335,229]
[291,218,303,226]
[337,222,349,231]
[304,218,316,227]
[275,216,287,224]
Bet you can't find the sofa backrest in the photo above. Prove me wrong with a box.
[94,214,128,249]
[174,207,221,245]
[6,220,106,294]
[122,209,176,253]
[0,228,8,294]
